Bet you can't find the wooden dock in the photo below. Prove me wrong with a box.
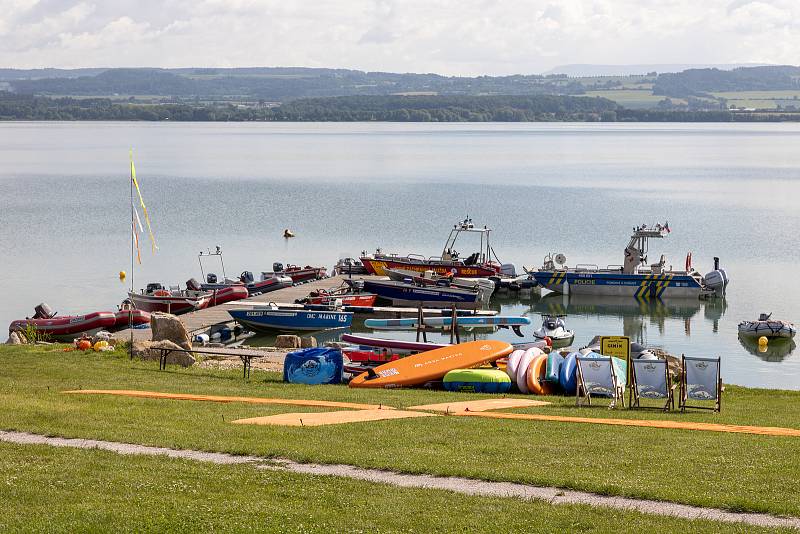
[113,275,496,342]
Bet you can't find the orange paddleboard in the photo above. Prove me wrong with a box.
[349,340,513,389]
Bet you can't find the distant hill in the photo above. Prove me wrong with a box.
[4,67,584,101]
[653,66,800,97]
[544,63,771,77]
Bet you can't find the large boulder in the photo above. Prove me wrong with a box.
[275,335,301,349]
[131,340,196,367]
[150,313,191,350]
[5,331,27,345]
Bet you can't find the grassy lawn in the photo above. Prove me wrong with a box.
[584,90,676,109]
[2,442,780,533]
[1,345,799,518]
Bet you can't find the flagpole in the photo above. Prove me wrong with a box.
[129,150,135,359]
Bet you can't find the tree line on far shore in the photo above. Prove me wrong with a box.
[1,92,798,122]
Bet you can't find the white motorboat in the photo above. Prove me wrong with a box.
[533,314,575,343]
[738,313,796,338]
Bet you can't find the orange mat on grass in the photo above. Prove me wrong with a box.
[233,409,438,427]
[63,390,389,411]
[453,411,800,437]
[409,398,551,413]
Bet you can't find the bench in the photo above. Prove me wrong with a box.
[157,346,276,378]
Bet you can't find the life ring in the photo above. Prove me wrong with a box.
[685,252,692,272]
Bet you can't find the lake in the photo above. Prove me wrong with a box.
[1,121,798,389]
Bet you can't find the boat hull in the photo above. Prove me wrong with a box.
[206,286,249,307]
[532,271,702,299]
[358,279,482,309]
[10,312,117,341]
[228,308,353,332]
[128,292,211,315]
[738,321,796,339]
[112,310,151,330]
[361,257,497,278]
[306,294,377,307]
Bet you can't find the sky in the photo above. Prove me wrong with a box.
[1,0,799,76]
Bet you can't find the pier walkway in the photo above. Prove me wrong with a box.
[112,275,496,342]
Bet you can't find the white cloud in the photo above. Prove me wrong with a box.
[0,0,798,74]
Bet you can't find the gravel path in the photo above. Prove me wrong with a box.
[2,430,798,530]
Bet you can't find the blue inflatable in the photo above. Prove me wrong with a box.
[559,352,579,394]
[283,347,343,385]
[545,352,564,383]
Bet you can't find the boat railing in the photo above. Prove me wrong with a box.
[607,264,624,271]
[406,254,427,262]
[574,264,599,272]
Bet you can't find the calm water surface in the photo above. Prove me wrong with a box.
[1,122,799,389]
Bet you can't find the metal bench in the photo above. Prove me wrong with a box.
[157,346,275,378]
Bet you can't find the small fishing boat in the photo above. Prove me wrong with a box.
[364,315,530,331]
[384,267,496,295]
[228,303,353,332]
[533,314,575,344]
[305,293,377,307]
[341,333,449,353]
[531,223,729,299]
[197,248,292,296]
[296,283,377,307]
[738,313,796,338]
[128,282,211,315]
[10,303,117,341]
[261,263,326,284]
[360,217,516,278]
[334,257,368,275]
[348,277,488,309]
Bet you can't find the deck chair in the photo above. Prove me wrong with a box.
[576,356,624,408]
[679,355,723,412]
[630,358,675,411]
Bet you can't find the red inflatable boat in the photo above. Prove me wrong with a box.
[10,305,117,341]
[206,285,249,307]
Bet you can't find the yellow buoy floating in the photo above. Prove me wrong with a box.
[119,270,126,282]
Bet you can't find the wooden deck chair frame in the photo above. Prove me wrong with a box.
[575,356,624,408]
[679,355,723,413]
[629,358,675,411]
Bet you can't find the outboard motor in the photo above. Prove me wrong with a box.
[206,273,218,284]
[185,278,201,291]
[272,262,284,273]
[34,302,55,319]
[703,257,729,297]
[240,271,255,284]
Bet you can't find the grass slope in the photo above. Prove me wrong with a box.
[1,345,799,517]
[0,442,785,533]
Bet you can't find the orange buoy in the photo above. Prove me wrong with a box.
[77,339,92,351]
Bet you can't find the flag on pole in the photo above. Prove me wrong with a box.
[130,149,158,253]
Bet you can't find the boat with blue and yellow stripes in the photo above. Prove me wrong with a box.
[531,223,729,299]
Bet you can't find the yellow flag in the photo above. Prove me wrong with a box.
[130,149,158,253]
